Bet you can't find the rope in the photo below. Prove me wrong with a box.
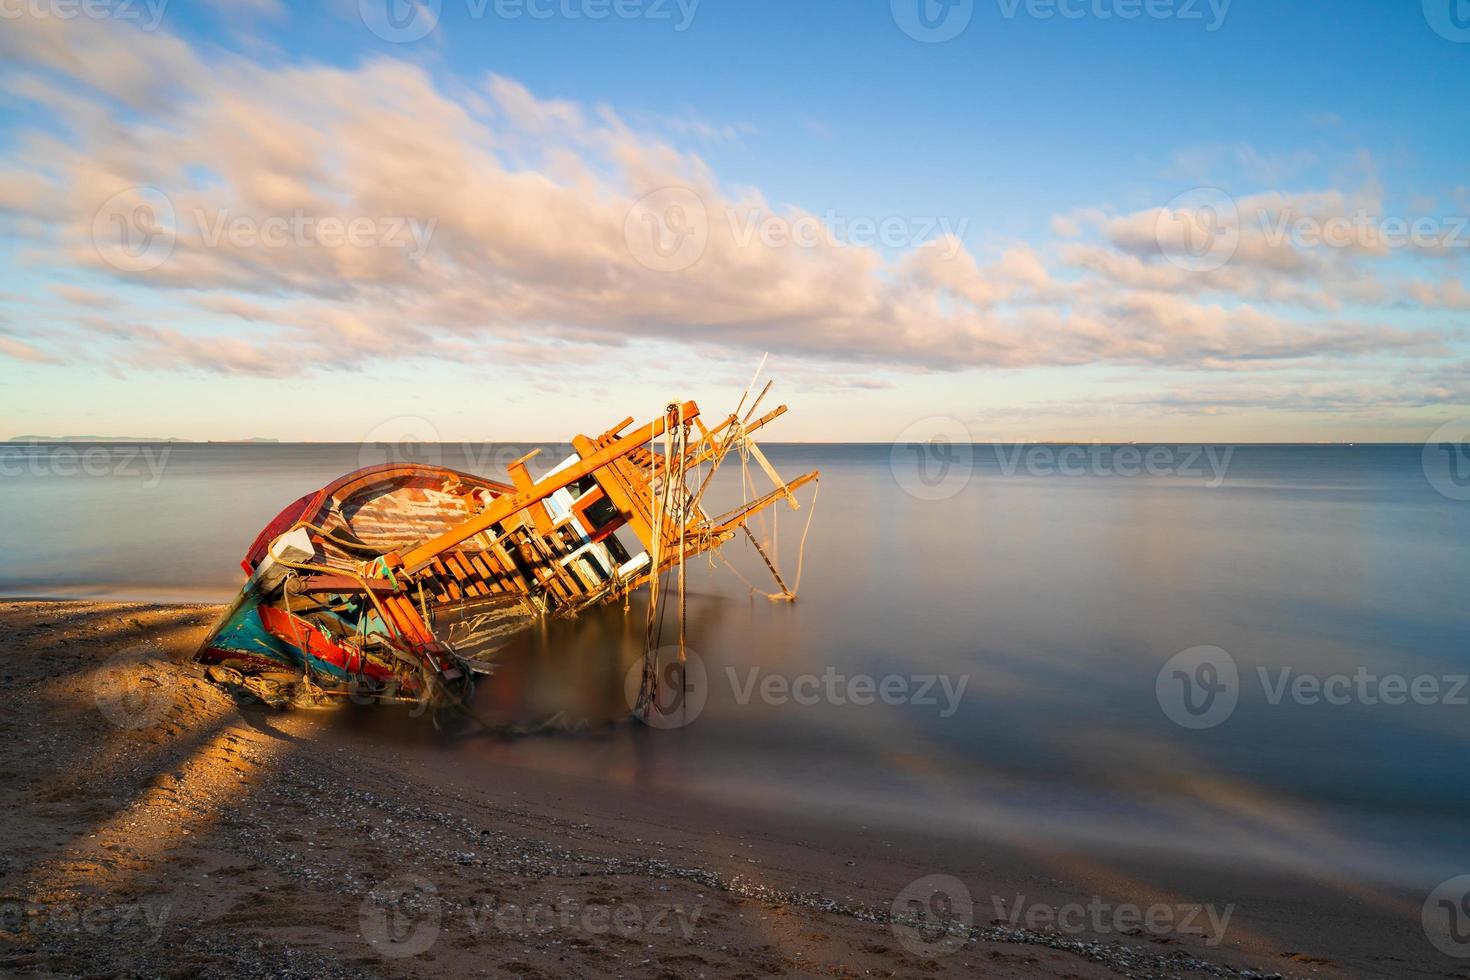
[637,410,671,715]
[786,477,818,595]
[279,571,323,702]
[713,479,819,602]
[637,404,696,720]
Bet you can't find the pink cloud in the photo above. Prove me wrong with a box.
[0,13,1461,387]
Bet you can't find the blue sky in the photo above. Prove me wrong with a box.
[0,0,1467,441]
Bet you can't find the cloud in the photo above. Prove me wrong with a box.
[0,13,1462,389]
[975,361,1470,420]
[204,0,283,16]
[1402,278,1470,310]
[1163,143,1318,186]
[0,10,203,109]
[905,242,1049,308]
[1072,188,1466,318]
[50,284,115,308]
[487,75,587,134]
[0,334,62,364]
[1139,370,1470,414]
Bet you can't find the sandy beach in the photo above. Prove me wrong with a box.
[0,598,1452,979]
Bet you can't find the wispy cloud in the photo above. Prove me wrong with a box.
[0,334,63,364]
[0,11,1464,423]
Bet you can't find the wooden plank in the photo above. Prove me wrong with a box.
[394,402,698,574]
[514,535,566,601]
[507,449,555,535]
[468,553,502,593]
[574,434,657,554]
[525,530,581,601]
[296,574,397,595]
[487,538,530,594]
[745,438,800,511]
[706,470,819,535]
[566,556,600,591]
[446,554,485,596]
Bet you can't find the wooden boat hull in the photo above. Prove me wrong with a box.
[194,402,818,716]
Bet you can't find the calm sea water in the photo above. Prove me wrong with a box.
[3,442,1467,885]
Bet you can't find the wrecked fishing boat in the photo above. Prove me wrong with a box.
[195,393,817,721]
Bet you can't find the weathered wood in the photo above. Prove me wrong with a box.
[394,401,697,574]
[196,393,816,710]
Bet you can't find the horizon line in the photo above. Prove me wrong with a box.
[1,438,1443,447]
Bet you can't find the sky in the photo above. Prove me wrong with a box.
[0,0,1467,442]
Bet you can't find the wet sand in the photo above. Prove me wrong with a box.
[0,600,1449,979]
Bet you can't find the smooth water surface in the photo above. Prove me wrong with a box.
[3,441,1466,885]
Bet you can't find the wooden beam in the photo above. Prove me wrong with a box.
[573,434,656,553]
[705,471,819,536]
[507,449,554,535]
[394,402,698,574]
[744,438,799,511]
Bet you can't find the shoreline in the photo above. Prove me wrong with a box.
[0,599,1440,978]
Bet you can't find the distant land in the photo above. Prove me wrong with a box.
[6,436,280,443]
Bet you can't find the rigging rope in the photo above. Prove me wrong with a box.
[638,405,687,717]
